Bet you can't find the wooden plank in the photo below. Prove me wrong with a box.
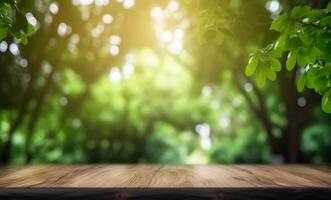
[0,165,330,200]
[1,165,330,188]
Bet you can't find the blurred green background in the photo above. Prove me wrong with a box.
[0,0,330,164]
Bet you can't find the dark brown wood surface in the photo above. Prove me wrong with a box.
[0,165,330,200]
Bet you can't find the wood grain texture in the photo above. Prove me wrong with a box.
[0,165,330,200]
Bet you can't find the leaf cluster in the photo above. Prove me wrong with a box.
[0,0,35,44]
[197,0,232,45]
[245,3,331,113]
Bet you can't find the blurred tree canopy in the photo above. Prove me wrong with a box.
[0,0,330,164]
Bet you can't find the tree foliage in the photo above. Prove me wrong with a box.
[196,0,331,163]
[246,2,331,113]
[0,0,330,165]
[0,0,35,44]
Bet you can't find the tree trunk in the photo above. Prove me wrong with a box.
[24,70,55,164]
[277,68,320,163]
[0,77,35,163]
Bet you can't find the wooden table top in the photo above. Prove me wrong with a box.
[0,165,330,188]
[0,165,330,200]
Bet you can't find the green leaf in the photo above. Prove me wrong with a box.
[297,73,306,92]
[4,0,17,8]
[12,11,29,33]
[328,2,331,13]
[291,6,311,19]
[322,89,331,113]
[245,56,258,76]
[288,37,301,52]
[286,52,296,71]
[20,33,28,44]
[325,42,331,62]
[297,48,310,67]
[0,2,12,14]
[12,30,28,44]
[266,67,276,81]
[270,58,281,72]
[277,34,288,50]
[0,26,8,40]
[321,16,331,26]
[308,10,324,21]
[299,31,312,47]
[306,67,318,89]
[0,15,13,26]
[27,23,35,36]
[324,63,331,74]
[311,47,322,60]
[257,69,266,87]
[270,14,288,32]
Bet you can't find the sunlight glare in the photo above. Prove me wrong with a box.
[110,35,121,45]
[123,63,134,78]
[266,0,280,13]
[266,0,282,18]
[91,24,104,37]
[59,96,68,106]
[150,4,187,55]
[125,53,136,63]
[19,58,28,68]
[211,100,220,109]
[26,12,38,28]
[0,41,8,52]
[70,34,80,44]
[49,2,59,15]
[95,0,109,6]
[168,0,179,12]
[44,14,53,24]
[297,97,307,107]
[167,29,184,54]
[195,123,212,150]
[57,22,71,37]
[151,7,164,19]
[102,14,113,24]
[202,86,212,97]
[219,116,230,129]
[196,123,210,138]
[168,41,182,54]
[161,31,173,43]
[109,45,120,56]
[9,43,19,55]
[72,0,94,6]
[201,139,211,150]
[244,82,253,92]
[174,28,184,39]
[108,67,122,83]
[123,0,135,9]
